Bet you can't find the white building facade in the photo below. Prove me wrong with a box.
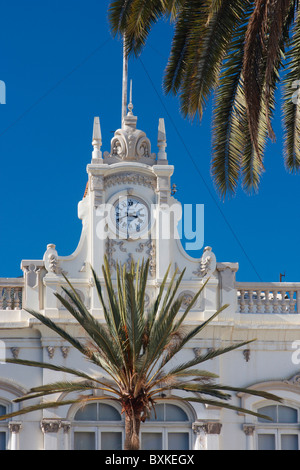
[1,85,300,451]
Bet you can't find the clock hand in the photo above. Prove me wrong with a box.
[117,213,139,221]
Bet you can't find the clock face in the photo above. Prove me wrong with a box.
[114,197,149,237]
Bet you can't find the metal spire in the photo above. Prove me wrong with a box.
[122,37,128,126]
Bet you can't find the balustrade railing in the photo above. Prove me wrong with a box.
[236,282,300,314]
[0,279,24,310]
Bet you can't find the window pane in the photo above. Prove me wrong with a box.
[99,404,121,421]
[0,432,6,450]
[101,432,122,450]
[0,405,6,417]
[168,432,189,450]
[278,406,297,423]
[141,432,162,450]
[281,434,298,450]
[149,404,164,421]
[257,406,277,423]
[166,405,188,422]
[258,434,275,450]
[74,403,97,421]
[74,432,96,450]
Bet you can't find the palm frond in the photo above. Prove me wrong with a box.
[0,396,119,422]
[109,0,172,55]
[154,303,229,377]
[211,0,253,198]
[13,380,105,403]
[242,0,269,159]
[243,0,295,159]
[5,358,101,384]
[164,339,255,378]
[163,0,208,96]
[167,0,248,121]
[263,0,291,137]
[162,396,278,422]
[0,399,83,421]
[25,307,89,356]
[282,4,300,171]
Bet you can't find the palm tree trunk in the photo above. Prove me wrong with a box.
[124,411,141,450]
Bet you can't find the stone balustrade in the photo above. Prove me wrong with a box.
[0,279,24,310]
[1,275,300,316]
[236,282,300,314]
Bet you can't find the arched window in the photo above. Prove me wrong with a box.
[256,404,299,450]
[71,401,194,450]
[140,403,192,451]
[72,402,123,450]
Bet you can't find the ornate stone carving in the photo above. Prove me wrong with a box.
[284,373,300,387]
[125,253,134,270]
[106,238,117,270]
[193,246,216,278]
[136,242,147,253]
[43,244,65,275]
[116,241,127,253]
[193,348,202,358]
[90,175,103,191]
[207,347,216,355]
[109,126,155,163]
[243,424,255,436]
[10,347,20,359]
[41,419,61,433]
[46,346,55,359]
[61,421,71,433]
[148,241,156,278]
[61,346,70,359]
[106,237,156,276]
[103,88,157,165]
[243,349,251,362]
[179,291,195,309]
[90,175,104,207]
[104,172,156,190]
[135,240,156,277]
[8,422,22,433]
[106,239,128,270]
[193,421,222,435]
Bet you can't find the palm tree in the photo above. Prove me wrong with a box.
[0,258,281,450]
[108,0,300,198]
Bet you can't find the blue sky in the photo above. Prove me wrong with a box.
[0,0,299,282]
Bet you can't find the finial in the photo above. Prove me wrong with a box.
[128,80,133,115]
[157,118,168,163]
[122,78,137,131]
[92,116,102,161]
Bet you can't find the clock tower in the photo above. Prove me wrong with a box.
[85,81,176,283]
[38,59,222,319]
